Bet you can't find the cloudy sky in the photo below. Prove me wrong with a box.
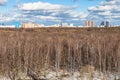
[0,0,120,26]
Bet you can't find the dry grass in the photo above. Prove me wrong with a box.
[0,27,120,79]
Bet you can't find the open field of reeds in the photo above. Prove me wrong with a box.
[0,27,120,80]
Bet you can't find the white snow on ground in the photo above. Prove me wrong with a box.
[0,70,120,80]
[30,70,120,80]
[0,76,10,80]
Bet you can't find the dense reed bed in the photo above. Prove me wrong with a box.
[0,27,120,80]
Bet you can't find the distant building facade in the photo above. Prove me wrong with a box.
[0,25,16,28]
[22,22,35,28]
[59,23,75,27]
[85,21,95,27]
[13,22,21,28]
[61,23,69,27]
[105,21,110,27]
[21,22,44,28]
[99,21,105,27]
[99,21,110,27]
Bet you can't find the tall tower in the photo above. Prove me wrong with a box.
[105,21,110,27]
[91,21,94,27]
[85,21,95,27]
[85,21,88,27]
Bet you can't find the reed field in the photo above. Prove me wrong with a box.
[0,27,120,80]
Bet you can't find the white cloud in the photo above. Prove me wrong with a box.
[0,0,7,5]
[0,13,18,22]
[89,5,114,11]
[18,1,70,11]
[17,1,88,24]
[35,15,60,20]
[88,0,120,21]
[88,2,117,11]
[98,11,111,16]
[0,1,88,25]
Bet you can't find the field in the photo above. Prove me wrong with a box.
[0,27,120,80]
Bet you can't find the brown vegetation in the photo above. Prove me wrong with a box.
[0,27,120,80]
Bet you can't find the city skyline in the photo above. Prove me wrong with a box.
[0,0,120,26]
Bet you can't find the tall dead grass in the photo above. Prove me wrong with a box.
[0,28,120,79]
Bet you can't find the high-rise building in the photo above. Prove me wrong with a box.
[105,21,110,27]
[99,21,105,27]
[85,21,95,27]
[100,21,110,27]
[100,21,104,26]
[85,21,88,27]
[91,21,94,27]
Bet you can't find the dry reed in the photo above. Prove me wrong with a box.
[0,27,120,79]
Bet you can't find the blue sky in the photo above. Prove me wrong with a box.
[0,0,120,26]
[0,0,103,14]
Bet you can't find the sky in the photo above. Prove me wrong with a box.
[0,0,120,26]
